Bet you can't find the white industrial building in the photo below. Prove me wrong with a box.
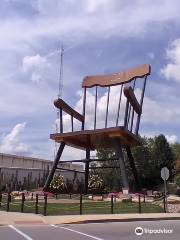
[0,153,84,191]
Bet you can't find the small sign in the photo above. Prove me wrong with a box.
[161,167,169,181]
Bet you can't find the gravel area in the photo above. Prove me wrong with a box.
[167,203,180,213]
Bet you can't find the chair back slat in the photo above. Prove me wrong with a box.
[82,64,150,88]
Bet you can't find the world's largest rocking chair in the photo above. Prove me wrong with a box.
[44,64,151,193]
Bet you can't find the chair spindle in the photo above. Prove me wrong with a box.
[94,86,98,129]
[105,86,110,128]
[116,84,123,126]
[82,87,86,130]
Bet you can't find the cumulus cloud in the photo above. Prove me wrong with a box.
[161,39,180,83]
[84,0,112,13]
[165,134,178,144]
[1,0,180,51]
[22,54,49,83]
[147,52,155,59]
[142,94,180,124]
[0,122,30,155]
[141,132,178,144]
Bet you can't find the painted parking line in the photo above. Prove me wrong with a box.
[50,224,104,240]
[8,225,34,240]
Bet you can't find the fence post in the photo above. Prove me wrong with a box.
[35,193,38,214]
[80,194,83,215]
[0,192,2,208]
[44,194,47,216]
[21,193,25,213]
[143,195,145,203]
[138,195,141,213]
[31,193,33,201]
[70,193,72,199]
[102,194,104,201]
[6,192,11,212]
[111,195,114,214]
[163,193,166,213]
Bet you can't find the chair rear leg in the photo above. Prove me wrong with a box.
[113,138,129,189]
[85,149,90,194]
[43,142,65,191]
[126,146,142,191]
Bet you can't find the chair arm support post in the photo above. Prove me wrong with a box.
[124,99,129,128]
[135,75,147,135]
[59,108,63,133]
[54,98,84,123]
[123,86,142,115]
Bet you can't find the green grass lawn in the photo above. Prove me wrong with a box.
[0,197,163,215]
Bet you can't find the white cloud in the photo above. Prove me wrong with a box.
[148,52,155,59]
[165,134,178,144]
[161,38,180,83]
[85,0,112,13]
[22,54,46,72]
[142,93,180,124]
[0,122,30,155]
[140,132,178,144]
[0,0,180,51]
[22,54,49,83]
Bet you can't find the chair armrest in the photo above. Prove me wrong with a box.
[123,86,142,115]
[54,98,84,122]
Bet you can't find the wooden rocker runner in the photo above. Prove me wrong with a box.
[44,64,151,193]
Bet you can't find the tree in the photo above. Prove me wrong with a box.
[171,143,180,160]
[171,143,180,187]
[95,148,122,192]
[131,137,156,189]
[88,173,104,190]
[95,135,176,191]
[151,135,175,180]
[50,174,66,192]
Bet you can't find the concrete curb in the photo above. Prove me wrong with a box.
[63,216,180,225]
[1,211,180,226]
[44,213,180,225]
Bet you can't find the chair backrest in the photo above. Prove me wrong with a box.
[81,64,151,135]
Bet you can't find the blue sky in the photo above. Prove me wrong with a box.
[0,0,180,160]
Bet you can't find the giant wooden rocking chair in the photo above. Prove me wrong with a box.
[44,64,151,193]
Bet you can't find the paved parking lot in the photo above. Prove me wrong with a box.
[0,220,179,240]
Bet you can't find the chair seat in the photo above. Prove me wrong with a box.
[50,127,140,150]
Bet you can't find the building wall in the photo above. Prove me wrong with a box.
[0,153,83,171]
[0,153,84,191]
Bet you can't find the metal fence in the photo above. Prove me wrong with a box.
[0,192,166,216]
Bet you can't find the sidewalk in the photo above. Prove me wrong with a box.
[0,211,180,225]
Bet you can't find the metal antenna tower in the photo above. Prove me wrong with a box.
[58,45,64,98]
[55,44,64,155]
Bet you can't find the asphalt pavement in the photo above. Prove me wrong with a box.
[0,220,179,240]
